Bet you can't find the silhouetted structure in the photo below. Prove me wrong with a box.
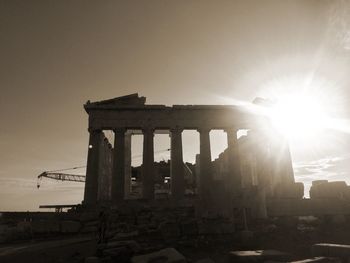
[82,94,301,219]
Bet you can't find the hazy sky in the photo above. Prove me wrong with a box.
[1,0,350,211]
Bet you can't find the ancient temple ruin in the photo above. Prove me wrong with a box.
[82,94,301,218]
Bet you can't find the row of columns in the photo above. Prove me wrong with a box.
[83,127,241,206]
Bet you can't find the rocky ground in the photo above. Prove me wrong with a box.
[1,208,350,262]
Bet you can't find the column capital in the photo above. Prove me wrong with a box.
[170,126,184,133]
[226,128,239,144]
[88,128,102,133]
[113,127,127,134]
[125,130,134,136]
[223,127,239,134]
[142,127,155,135]
[197,127,211,134]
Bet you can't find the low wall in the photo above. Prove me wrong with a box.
[267,198,350,217]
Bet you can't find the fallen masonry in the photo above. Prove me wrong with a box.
[312,244,350,260]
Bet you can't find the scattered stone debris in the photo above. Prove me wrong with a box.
[312,243,350,259]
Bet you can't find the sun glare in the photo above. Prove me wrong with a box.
[268,94,328,141]
[219,79,349,149]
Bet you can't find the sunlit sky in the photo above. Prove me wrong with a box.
[1,0,350,211]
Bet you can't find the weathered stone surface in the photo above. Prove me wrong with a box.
[330,215,346,225]
[80,212,99,222]
[239,230,254,244]
[103,247,132,261]
[310,181,348,199]
[0,224,11,242]
[106,240,141,253]
[198,219,235,235]
[32,220,60,233]
[61,220,81,233]
[229,250,291,263]
[112,230,139,240]
[312,243,350,258]
[159,222,181,238]
[181,220,198,236]
[267,199,350,217]
[85,220,98,227]
[276,216,298,228]
[81,225,98,233]
[198,220,222,235]
[16,221,31,232]
[131,248,186,263]
[220,222,235,234]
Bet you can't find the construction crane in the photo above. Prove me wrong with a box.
[37,148,171,188]
[37,171,86,188]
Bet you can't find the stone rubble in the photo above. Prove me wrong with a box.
[312,243,350,259]
[4,209,350,263]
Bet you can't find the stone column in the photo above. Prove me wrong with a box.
[111,128,126,203]
[142,128,155,200]
[225,128,242,195]
[83,129,102,206]
[249,130,268,219]
[198,128,212,198]
[124,131,132,199]
[170,127,185,200]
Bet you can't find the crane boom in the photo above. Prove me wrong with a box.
[36,148,171,188]
[37,172,86,188]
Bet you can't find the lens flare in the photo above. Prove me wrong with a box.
[268,94,328,141]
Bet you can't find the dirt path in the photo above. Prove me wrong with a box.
[0,236,96,263]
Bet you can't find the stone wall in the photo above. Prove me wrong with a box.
[211,131,299,199]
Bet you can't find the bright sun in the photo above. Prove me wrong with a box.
[222,87,347,146]
[267,94,328,141]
